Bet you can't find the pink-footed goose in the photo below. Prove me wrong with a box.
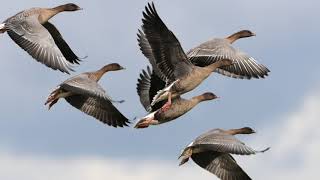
[134,66,218,128]
[45,63,130,128]
[139,3,232,112]
[187,30,270,79]
[179,127,270,180]
[0,3,83,73]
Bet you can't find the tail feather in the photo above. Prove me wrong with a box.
[0,23,6,33]
[45,87,60,105]
[134,117,150,129]
[134,112,157,128]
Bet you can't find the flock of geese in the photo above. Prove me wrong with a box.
[1,2,271,180]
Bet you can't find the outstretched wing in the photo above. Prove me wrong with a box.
[6,14,78,73]
[137,29,167,81]
[65,95,129,127]
[141,2,193,83]
[136,66,166,112]
[192,152,252,180]
[193,129,269,155]
[43,22,80,64]
[60,74,110,101]
[188,39,269,79]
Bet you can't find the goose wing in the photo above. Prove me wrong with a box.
[141,3,193,83]
[188,39,269,79]
[6,14,78,73]
[192,129,269,155]
[191,152,251,180]
[137,66,166,112]
[65,95,129,127]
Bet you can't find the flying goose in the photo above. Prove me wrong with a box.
[45,63,130,128]
[139,3,232,111]
[179,127,270,180]
[187,30,270,79]
[0,3,83,73]
[134,66,218,128]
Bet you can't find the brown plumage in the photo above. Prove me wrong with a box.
[0,3,82,73]
[135,66,218,128]
[45,63,130,128]
[138,3,233,110]
[179,127,270,180]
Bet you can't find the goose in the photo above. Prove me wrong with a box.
[0,3,83,73]
[45,63,130,128]
[139,3,232,111]
[179,127,270,180]
[134,66,218,128]
[187,30,270,79]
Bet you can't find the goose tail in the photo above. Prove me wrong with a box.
[0,23,6,33]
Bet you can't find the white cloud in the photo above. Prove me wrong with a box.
[0,152,216,180]
[241,87,320,179]
[1,87,320,180]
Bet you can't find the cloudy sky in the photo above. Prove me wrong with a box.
[0,0,319,179]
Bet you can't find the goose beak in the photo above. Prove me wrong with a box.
[120,66,125,70]
[77,7,83,10]
[252,33,256,36]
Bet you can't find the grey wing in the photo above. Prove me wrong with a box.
[65,95,129,127]
[42,22,80,65]
[137,29,166,81]
[60,74,110,101]
[193,130,267,155]
[136,66,166,112]
[187,39,269,79]
[142,3,193,82]
[191,152,251,180]
[6,14,75,73]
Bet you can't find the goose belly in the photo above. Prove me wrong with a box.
[175,72,210,94]
[156,100,193,124]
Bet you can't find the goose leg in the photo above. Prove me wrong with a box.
[160,91,172,112]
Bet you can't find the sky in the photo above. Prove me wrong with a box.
[0,0,319,179]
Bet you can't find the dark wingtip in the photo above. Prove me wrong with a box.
[79,55,88,61]
[114,118,130,128]
[63,70,71,74]
[137,29,143,39]
[119,100,125,103]
[260,147,271,153]
[113,99,125,104]
[123,119,131,127]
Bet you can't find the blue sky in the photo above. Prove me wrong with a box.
[0,0,319,179]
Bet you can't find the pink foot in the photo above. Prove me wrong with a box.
[160,101,172,112]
